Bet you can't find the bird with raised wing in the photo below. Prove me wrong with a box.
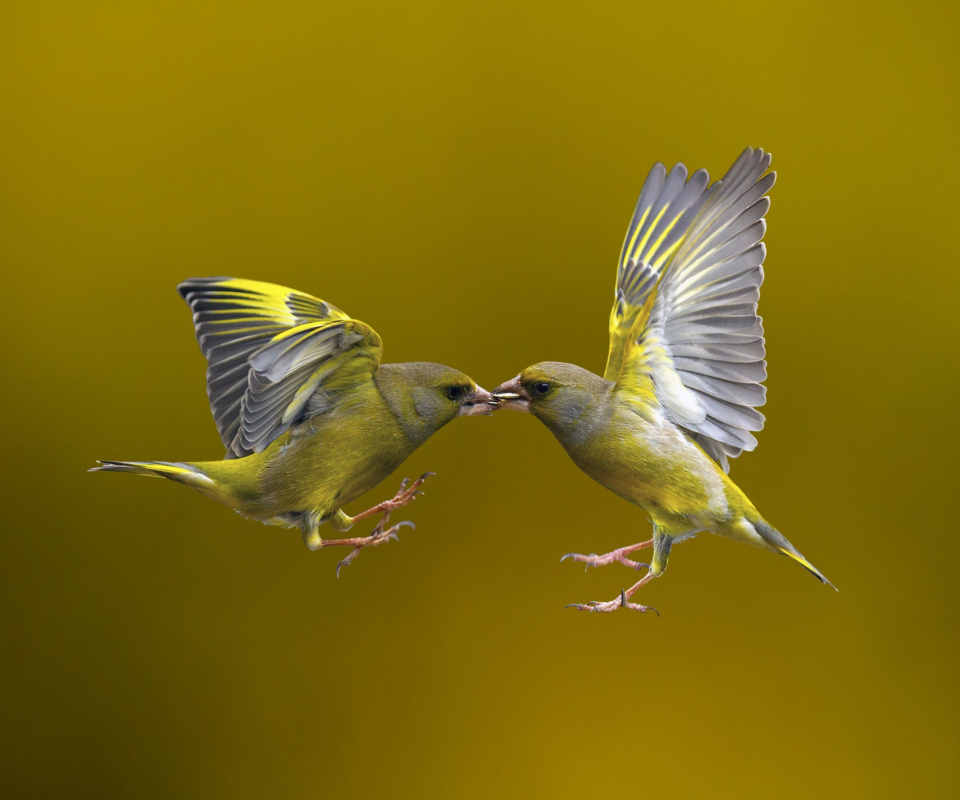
[93,278,496,574]
[494,148,833,613]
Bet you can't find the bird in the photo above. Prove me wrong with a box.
[493,147,833,613]
[92,277,496,574]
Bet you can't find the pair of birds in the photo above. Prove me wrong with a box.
[94,147,833,613]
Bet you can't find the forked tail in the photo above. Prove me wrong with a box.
[754,519,836,590]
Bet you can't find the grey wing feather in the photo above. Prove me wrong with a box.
[178,277,379,458]
[658,148,774,470]
[617,148,775,471]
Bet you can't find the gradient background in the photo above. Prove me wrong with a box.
[2,2,958,797]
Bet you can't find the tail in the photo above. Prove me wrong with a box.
[90,460,219,494]
[754,519,836,590]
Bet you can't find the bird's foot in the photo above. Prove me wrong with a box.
[316,520,416,577]
[310,473,435,574]
[560,539,652,571]
[350,473,436,524]
[566,588,659,616]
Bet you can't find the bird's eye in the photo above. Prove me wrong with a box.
[535,382,550,395]
[447,386,464,400]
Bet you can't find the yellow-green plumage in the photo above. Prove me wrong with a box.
[494,148,832,611]
[93,278,494,554]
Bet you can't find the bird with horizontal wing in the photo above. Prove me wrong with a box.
[93,277,495,574]
[494,148,833,613]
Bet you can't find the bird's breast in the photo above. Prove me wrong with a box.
[565,406,729,524]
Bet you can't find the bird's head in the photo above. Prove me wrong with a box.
[392,362,497,427]
[492,362,608,433]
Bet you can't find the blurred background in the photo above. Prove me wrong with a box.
[2,1,958,797]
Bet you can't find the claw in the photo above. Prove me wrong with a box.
[563,592,658,615]
[320,475,434,575]
[560,552,604,573]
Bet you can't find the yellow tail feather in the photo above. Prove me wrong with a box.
[779,547,837,591]
[90,460,215,488]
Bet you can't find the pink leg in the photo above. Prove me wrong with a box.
[349,472,435,524]
[566,571,659,615]
[561,538,653,571]
[310,473,436,576]
[319,519,415,577]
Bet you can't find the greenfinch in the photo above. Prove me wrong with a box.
[494,148,833,613]
[93,277,495,573]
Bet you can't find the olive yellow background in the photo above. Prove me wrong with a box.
[2,1,958,797]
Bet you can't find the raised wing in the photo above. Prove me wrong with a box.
[179,277,382,458]
[605,162,711,382]
[612,148,775,472]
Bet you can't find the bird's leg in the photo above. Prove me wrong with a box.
[561,538,653,571]
[302,474,435,575]
[566,571,659,614]
[320,517,416,577]
[565,531,672,615]
[347,472,435,525]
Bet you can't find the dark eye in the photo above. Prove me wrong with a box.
[535,382,550,395]
[447,386,464,400]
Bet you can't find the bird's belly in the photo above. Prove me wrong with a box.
[571,418,731,529]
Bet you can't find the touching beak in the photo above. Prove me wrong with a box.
[491,376,531,412]
[458,385,498,416]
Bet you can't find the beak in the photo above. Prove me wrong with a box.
[458,385,498,416]
[491,376,531,412]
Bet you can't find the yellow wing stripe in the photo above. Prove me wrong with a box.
[621,206,651,267]
[627,204,668,266]
[648,211,688,269]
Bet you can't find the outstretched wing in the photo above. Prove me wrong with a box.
[179,277,382,458]
[612,148,774,472]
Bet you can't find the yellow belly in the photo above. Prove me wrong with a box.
[566,406,748,534]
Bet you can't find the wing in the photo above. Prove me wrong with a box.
[604,161,712,382]
[612,148,775,472]
[178,277,383,458]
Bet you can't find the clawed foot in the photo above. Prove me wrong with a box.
[565,589,659,616]
[313,473,436,575]
[323,520,415,577]
[561,543,659,615]
[351,472,435,524]
[560,539,652,571]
